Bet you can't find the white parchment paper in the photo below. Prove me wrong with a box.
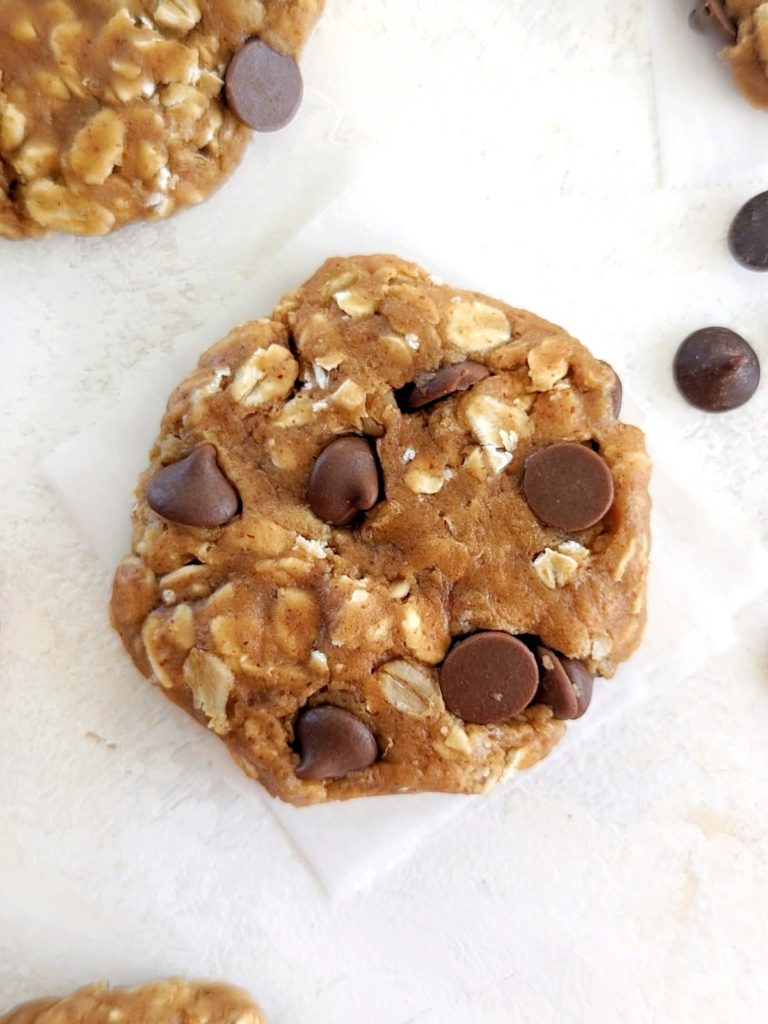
[44,199,768,898]
[648,0,768,186]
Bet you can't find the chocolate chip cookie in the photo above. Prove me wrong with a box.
[0,0,323,239]
[0,980,263,1024]
[691,1,768,107]
[111,255,651,805]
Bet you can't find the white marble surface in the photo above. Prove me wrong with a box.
[1,1,767,1021]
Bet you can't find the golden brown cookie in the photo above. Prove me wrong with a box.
[693,1,768,106]
[0,980,264,1024]
[0,0,324,239]
[111,255,651,805]
[724,1,768,105]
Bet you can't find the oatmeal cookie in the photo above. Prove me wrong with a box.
[724,1,768,105]
[692,1,768,106]
[0,980,263,1024]
[0,0,323,239]
[111,255,651,805]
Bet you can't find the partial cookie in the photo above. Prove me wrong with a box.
[0,0,323,239]
[111,255,651,805]
[0,980,263,1024]
[691,1,768,107]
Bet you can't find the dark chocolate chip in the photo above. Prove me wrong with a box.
[728,191,768,271]
[400,361,490,410]
[674,328,760,411]
[225,39,303,132]
[535,647,593,720]
[439,632,539,724]
[308,436,381,526]
[688,0,737,40]
[147,444,239,527]
[295,705,378,780]
[600,360,623,417]
[523,442,615,532]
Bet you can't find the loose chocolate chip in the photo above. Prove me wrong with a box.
[308,436,381,526]
[295,705,378,780]
[674,328,760,411]
[439,632,539,724]
[600,360,623,417]
[523,442,614,532]
[535,646,593,720]
[225,39,303,132]
[688,0,737,39]
[400,361,490,410]
[147,444,239,527]
[728,191,768,271]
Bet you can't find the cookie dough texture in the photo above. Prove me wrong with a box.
[0,980,264,1024]
[722,1,768,106]
[111,255,651,805]
[0,0,323,239]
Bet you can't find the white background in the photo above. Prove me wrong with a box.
[1,1,767,1021]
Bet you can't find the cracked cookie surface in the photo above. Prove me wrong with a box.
[111,254,651,805]
[0,0,323,239]
[0,979,263,1024]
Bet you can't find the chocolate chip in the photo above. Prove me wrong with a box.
[535,647,593,720]
[225,39,303,132]
[295,706,378,780]
[688,0,737,39]
[728,191,768,271]
[147,444,239,527]
[308,436,381,526]
[400,361,490,410]
[674,328,760,411]
[439,632,539,724]
[600,360,623,417]
[523,442,614,532]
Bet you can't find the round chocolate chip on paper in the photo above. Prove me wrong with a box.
[688,0,737,39]
[147,444,239,527]
[295,706,378,780]
[728,191,768,271]
[401,360,490,410]
[674,328,760,411]
[308,435,381,526]
[600,360,623,417]
[439,632,539,724]
[535,646,593,720]
[225,39,303,132]
[523,442,615,532]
